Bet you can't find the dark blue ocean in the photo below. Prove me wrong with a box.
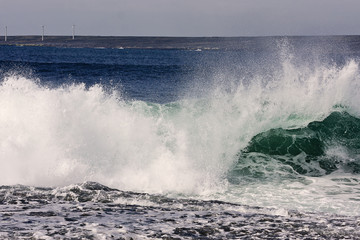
[1,36,360,238]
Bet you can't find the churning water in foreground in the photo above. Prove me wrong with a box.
[0,37,360,238]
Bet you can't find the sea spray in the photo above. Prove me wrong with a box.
[0,74,228,193]
[1,49,360,215]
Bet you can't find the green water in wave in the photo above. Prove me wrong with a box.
[232,111,360,181]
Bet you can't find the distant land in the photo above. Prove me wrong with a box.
[0,35,264,50]
[1,35,360,50]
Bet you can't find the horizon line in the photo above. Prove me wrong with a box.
[2,34,360,38]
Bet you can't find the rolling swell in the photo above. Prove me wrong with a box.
[234,111,360,179]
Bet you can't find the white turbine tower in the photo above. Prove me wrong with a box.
[42,25,44,41]
[72,25,75,40]
[5,26,7,41]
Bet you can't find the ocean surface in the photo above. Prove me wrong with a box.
[1,36,360,239]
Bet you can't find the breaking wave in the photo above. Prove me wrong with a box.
[1,53,360,214]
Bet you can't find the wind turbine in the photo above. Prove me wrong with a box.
[42,25,44,41]
[5,26,7,41]
[72,25,75,40]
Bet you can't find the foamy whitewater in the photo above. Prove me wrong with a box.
[0,37,360,238]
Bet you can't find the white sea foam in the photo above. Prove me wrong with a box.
[0,56,360,215]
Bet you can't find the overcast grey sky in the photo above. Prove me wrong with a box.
[1,0,360,37]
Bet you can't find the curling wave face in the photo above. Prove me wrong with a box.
[1,53,360,215]
[237,111,360,178]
